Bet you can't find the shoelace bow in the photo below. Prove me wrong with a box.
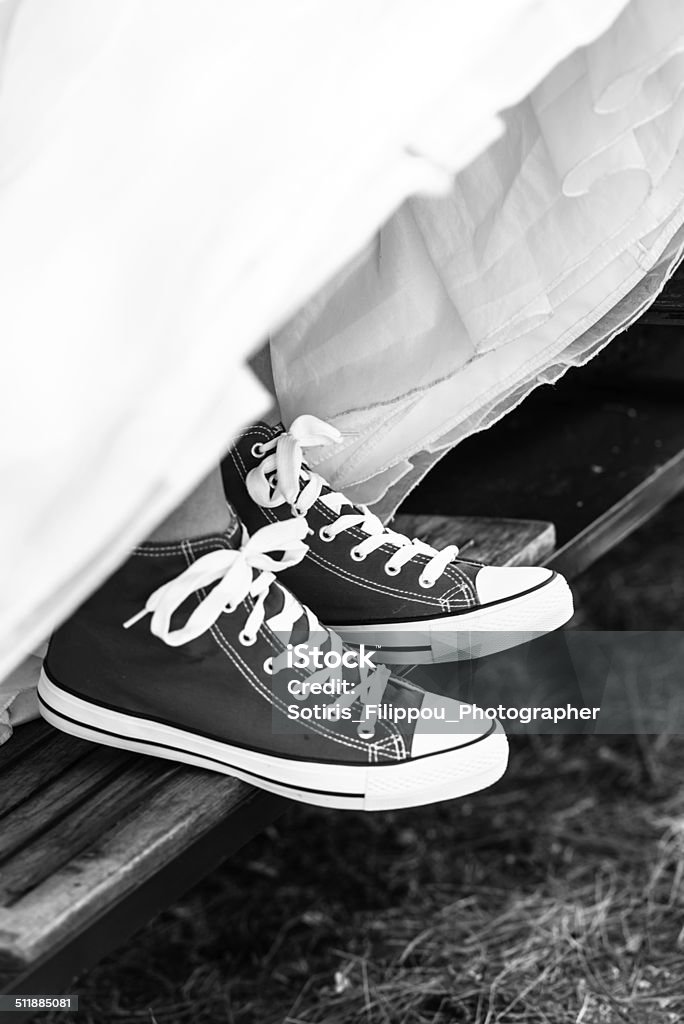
[123,518,391,739]
[246,414,460,588]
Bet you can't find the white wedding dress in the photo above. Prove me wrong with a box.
[1,0,683,737]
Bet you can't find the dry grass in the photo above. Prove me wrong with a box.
[38,496,684,1024]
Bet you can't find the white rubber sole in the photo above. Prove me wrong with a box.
[333,572,574,664]
[37,670,508,811]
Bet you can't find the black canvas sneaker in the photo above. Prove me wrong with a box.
[38,517,508,810]
[221,416,574,664]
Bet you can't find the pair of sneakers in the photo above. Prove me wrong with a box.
[38,416,573,811]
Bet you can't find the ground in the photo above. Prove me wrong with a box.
[39,494,684,1024]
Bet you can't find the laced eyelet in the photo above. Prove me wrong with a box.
[239,630,257,646]
[350,547,366,562]
[223,602,237,614]
[319,526,334,542]
[384,563,400,576]
[418,576,435,589]
[263,656,273,674]
[251,442,265,458]
[290,505,306,518]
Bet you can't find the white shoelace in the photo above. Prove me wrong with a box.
[123,518,391,738]
[124,519,313,647]
[246,414,460,588]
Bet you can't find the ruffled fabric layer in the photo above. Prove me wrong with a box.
[0,0,675,703]
[272,0,684,514]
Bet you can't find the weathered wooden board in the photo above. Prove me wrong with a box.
[0,769,273,976]
[392,514,555,567]
[0,748,130,866]
[0,733,90,820]
[0,756,176,905]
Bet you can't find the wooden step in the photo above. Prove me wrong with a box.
[392,514,555,567]
[0,514,553,1005]
[401,331,684,578]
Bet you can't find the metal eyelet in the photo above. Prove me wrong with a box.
[384,563,400,576]
[319,526,334,542]
[239,630,257,646]
[350,547,366,562]
[418,576,435,589]
[290,505,306,518]
[263,656,273,674]
[251,442,265,458]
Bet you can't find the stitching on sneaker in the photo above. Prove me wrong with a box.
[182,550,369,756]
[259,615,405,757]
[232,440,477,605]
[134,537,235,559]
[182,543,405,761]
[231,447,461,610]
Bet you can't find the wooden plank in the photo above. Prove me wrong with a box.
[392,514,555,567]
[548,446,684,579]
[0,773,282,978]
[0,756,176,906]
[0,733,93,819]
[0,721,50,772]
[0,749,132,865]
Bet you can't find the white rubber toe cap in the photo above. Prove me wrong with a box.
[410,693,494,758]
[474,565,554,606]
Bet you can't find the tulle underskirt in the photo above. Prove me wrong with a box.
[273,0,684,513]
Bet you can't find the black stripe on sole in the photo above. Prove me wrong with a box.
[37,691,366,800]
[41,662,495,764]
